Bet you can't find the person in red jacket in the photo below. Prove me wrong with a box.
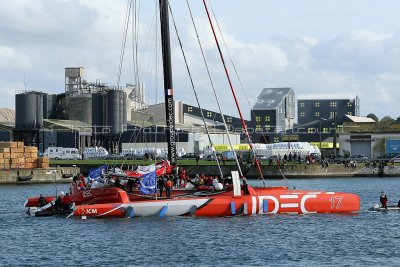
[380,191,388,209]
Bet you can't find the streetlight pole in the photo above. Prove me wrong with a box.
[319,119,322,150]
[288,117,293,152]
[319,118,328,154]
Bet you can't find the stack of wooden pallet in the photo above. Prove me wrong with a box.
[0,142,49,169]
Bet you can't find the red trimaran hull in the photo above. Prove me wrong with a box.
[71,186,360,218]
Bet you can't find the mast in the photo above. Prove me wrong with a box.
[159,0,177,164]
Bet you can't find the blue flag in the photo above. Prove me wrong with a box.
[88,165,107,180]
[139,164,156,195]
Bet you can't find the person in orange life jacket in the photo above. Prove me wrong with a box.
[380,191,388,209]
[165,178,173,199]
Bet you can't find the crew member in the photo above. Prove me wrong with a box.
[380,191,388,209]
[242,176,250,195]
[62,193,72,210]
[157,176,165,197]
[38,194,47,207]
[165,178,173,199]
[54,191,65,211]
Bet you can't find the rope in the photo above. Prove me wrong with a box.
[208,1,272,150]
[168,3,224,178]
[117,0,133,88]
[185,0,243,177]
[202,0,265,185]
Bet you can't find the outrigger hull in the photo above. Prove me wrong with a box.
[73,188,360,218]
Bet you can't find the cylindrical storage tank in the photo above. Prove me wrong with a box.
[15,92,43,129]
[43,93,57,119]
[122,91,127,132]
[68,94,92,124]
[92,93,104,133]
[106,90,121,134]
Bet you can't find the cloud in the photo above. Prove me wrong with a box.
[0,1,399,122]
[0,46,31,70]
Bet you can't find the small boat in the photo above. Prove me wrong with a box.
[368,204,400,212]
[18,175,33,181]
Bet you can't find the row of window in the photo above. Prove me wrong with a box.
[299,111,351,117]
[187,106,233,122]
[255,116,271,122]
[299,101,353,108]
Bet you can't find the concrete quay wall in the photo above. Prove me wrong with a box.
[0,167,80,184]
[183,164,399,178]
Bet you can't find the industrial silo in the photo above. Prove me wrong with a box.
[122,91,127,132]
[15,92,44,129]
[92,93,104,133]
[68,94,92,124]
[106,90,121,134]
[43,93,57,119]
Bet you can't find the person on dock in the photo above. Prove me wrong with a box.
[38,194,47,207]
[380,191,388,209]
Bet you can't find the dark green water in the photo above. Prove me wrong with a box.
[1,177,399,266]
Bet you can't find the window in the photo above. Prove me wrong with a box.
[323,128,329,133]
[300,102,305,108]
[264,115,271,122]
[315,112,320,117]
[226,117,232,123]
[255,116,261,122]
[207,111,212,118]
[330,101,337,107]
[264,125,270,131]
[315,102,320,107]
[347,112,353,115]
[274,137,280,143]
[347,102,352,107]
[256,125,262,131]
[300,112,305,117]
[187,106,193,112]
[308,128,315,133]
[330,112,335,118]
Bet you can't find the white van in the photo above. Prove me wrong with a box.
[45,147,81,160]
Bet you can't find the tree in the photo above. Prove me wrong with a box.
[366,113,379,122]
[380,116,394,122]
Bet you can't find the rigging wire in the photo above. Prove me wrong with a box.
[185,0,243,177]
[208,2,276,167]
[117,0,133,89]
[168,3,224,178]
[202,0,265,185]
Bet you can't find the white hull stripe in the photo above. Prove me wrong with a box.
[96,204,126,217]
[251,196,257,215]
[280,195,299,199]
[281,203,299,208]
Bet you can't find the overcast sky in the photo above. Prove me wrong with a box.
[1,0,400,121]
